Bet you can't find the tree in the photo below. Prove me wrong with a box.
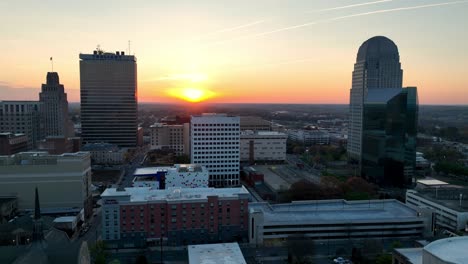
[89,240,109,264]
[375,254,392,264]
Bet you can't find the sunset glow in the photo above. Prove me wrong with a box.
[167,87,216,103]
[0,1,467,104]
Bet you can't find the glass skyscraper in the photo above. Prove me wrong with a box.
[348,36,418,187]
[80,50,137,147]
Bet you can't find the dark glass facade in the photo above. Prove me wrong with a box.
[361,87,418,187]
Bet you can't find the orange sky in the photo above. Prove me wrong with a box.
[0,0,467,105]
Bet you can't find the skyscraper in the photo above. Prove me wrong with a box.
[191,114,240,187]
[348,36,403,161]
[80,49,137,147]
[39,72,71,137]
[348,36,418,187]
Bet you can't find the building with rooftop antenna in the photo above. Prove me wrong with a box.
[79,48,137,147]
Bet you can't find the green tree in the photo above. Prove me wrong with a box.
[89,240,108,264]
[375,254,392,264]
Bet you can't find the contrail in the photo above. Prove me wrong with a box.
[200,19,267,37]
[206,0,468,46]
[311,0,392,13]
[197,1,389,39]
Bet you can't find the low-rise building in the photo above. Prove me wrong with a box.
[0,152,92,218]
[133,164,209,189]
[406,189,468,232]
[249,199,433,246]
[81,143,125,165]
[0,133,28,155]
[240,116,271,132]
[393,236,468,264]
[188,243,247,264]
[101,186,250,247]
[287,127,330,145]
[240,131,287,164]
[37,136,74,155]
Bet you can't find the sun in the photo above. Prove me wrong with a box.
[168,87,215,103]
[183,88,204,102]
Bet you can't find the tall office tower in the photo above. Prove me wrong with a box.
[0,101,42,149]
[348,36,403,161]
[348,36,418,187]
[80,49,137,147]
[191,114,240,187]
[39,72,70,137]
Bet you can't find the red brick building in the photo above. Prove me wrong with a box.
[0,133,28,155]
[101,186,249,248]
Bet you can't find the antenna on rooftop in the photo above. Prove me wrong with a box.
[128,40,131,55]
[50,57,53,72]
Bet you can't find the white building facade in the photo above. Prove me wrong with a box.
[191,114,240,187]
[240,131,287,163]
[406,189,468,232]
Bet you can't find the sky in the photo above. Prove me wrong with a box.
[0,0,467,104]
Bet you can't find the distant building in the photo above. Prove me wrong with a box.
[188,243,247,264]
[239,116,271,131]
[393,236,468,264]
[0,133,28,155]
[132,164,209,189]
[137,127,144,147]
[287,128,330,145]
[81,143,125,165]
[80,49,137,147]
[100,186,249,247]
[347,36,418,187]
[191,114,240,187]
[39,72,73,138]
[0,152,92,218]
[149,123,190,155]
[406,189,468,232]
[37,136,77,155]
[240,131,287,163]
[249,199,433,246]
[0,101,43,149]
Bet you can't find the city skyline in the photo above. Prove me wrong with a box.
[1,0,467,104]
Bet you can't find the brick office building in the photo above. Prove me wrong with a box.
[101,186,250,248]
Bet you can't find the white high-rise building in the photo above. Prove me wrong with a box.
[348,36,403,161]
[0,101,42,149]
[80,49,137,147]
[39,72,71,137]
[190,114,240,187]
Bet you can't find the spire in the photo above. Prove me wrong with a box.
[34,187,41,220]
[32,187,44,242]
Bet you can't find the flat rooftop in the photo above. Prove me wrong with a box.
[102,186,250,202]
[134,164,206,176]
[250,199,422,225]
[424,237,468,264]
[188,243,246,264]
[416,179,449,187]
[394,248,422,264]
[408,188,468,212]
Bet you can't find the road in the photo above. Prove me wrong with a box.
[119,146,149,188]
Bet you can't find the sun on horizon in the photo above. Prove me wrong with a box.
[167,87,216,103]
